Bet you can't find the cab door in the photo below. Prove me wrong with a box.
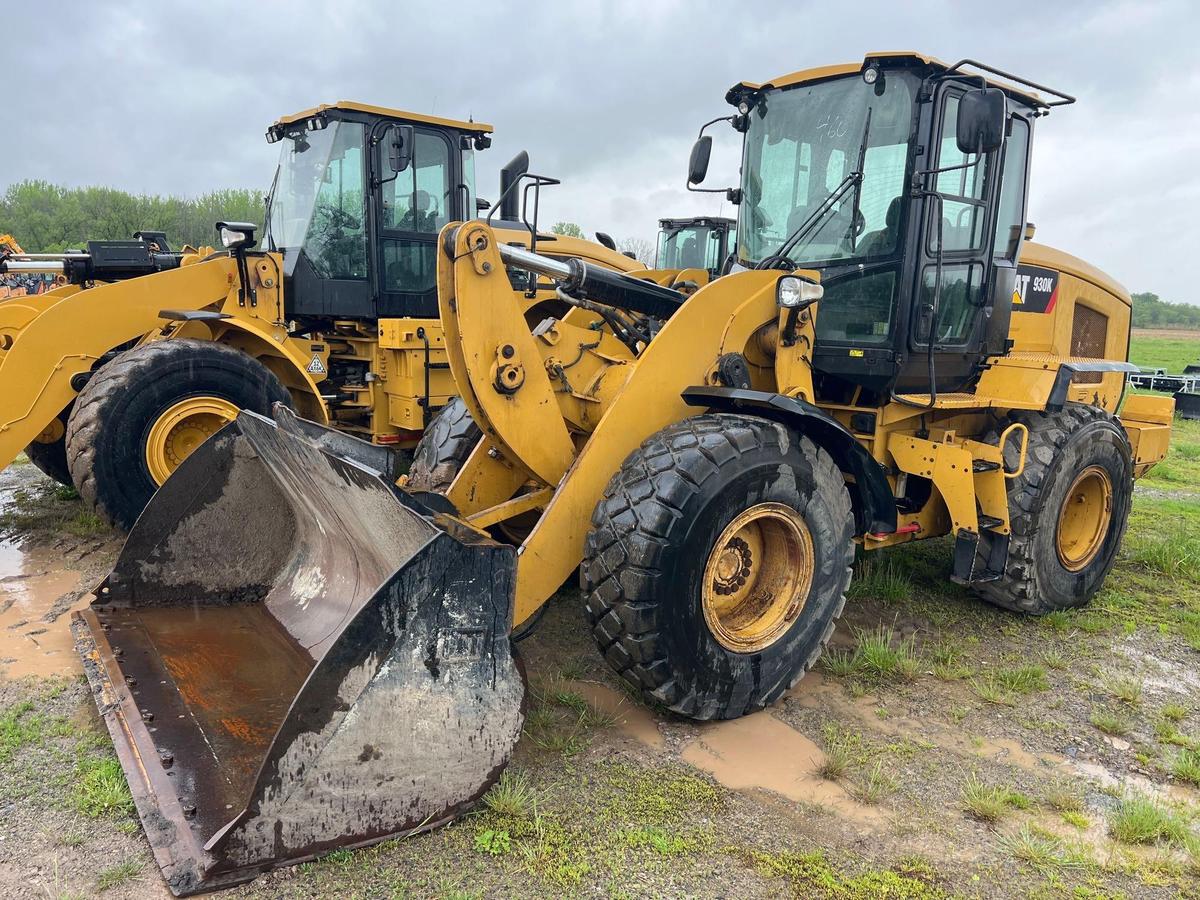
[898,85,1009,394]
[375,127,455,317]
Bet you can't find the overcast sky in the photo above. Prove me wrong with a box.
[4,0,1196,302]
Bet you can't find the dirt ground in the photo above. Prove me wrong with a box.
[2,427,1199,899]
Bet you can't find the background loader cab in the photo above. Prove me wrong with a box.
[264,103,491,321]
[654,216,736,280]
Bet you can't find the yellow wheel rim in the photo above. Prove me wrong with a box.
[145,396,240,486]
[1056,465,1113,572]
[701,502,814,654]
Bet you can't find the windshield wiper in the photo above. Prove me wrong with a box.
[846,107,873,253]
[756,108,873,270]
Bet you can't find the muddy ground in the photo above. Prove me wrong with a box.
[1,421,1199,899]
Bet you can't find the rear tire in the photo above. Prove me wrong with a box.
[407,398,482,492]
[66,340,291,530]
[973,404,1133,614]
[582,414,855,720]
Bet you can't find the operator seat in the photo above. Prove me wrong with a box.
[859,197,901,256]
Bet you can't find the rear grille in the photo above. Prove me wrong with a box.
[1070,305,1108,384]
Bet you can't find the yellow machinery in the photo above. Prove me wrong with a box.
[0,104,636,527]
[632,215,737,291]
[71,54,1171,894]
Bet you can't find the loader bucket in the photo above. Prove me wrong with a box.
[70,405,523,896]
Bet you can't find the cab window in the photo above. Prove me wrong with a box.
[382,132,451,233]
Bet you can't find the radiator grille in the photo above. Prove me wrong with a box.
[1071,305,1108,384]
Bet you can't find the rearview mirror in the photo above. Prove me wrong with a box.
[688,136,712,185]
[387,124,414,173]
[956,88,1006,154]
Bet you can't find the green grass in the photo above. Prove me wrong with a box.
[998,824,1088,872]
[817,724,853,781]
[960,774,1031,823]
[1089,708,1131,737]
[482,770,536,819]
[970,665,1049,706]
[1130,331,1200,373]
[737,847,949,899]
[96,859,142,891]
[0,698,72,765]
[64,510,107,537]
[1108,794,1191,846]
[1172,748,1200,787]
[848,557,912,602]
[852,625,921,683]
[74,755,135,818]
[1162,703,1189,723]
[1043,784,1084,814]
[852,761,897,805]
[1104,675,1143,705]
[625,825,690,856]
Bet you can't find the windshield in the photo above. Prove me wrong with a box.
[656,224,725,270]
[739,72,916,266]
[265,120,367,279]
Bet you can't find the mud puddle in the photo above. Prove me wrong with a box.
[681,710,885,827]
[571,681,664,748]
[0,536,86,679]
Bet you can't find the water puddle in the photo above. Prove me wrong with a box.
[680,711,884,828]
[571,682,664,749]
[0,537,86,680]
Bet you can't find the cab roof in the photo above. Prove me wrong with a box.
[659,216,736,229]
[274,101,493,134]
[729,52,1066,112]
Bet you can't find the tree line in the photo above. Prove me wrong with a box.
[4,182,1198,327]
[1,180,264,252]
[1130,292,1200,330]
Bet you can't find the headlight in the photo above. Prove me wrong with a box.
[777,276,823,308]
[216,221,257,251]
[220,227,248,248]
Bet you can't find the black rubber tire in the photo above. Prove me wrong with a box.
[407,397,482,493]
[25,412,72,486]
[65,340,291,530]
[581,413,855,721]
[973,404,1133,614]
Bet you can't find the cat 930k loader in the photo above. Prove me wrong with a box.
[72,53,1173,894]
[0,102,636,528]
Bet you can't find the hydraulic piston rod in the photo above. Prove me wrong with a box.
[496,241,683,319]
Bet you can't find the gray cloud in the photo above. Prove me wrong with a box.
[3,0,1195,301]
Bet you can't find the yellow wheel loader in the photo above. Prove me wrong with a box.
[0,104,636,528]
[632,215,737,291]
[71,53,1173,894]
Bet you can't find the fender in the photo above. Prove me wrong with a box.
[681,385,897,536]
[159,316,331,425]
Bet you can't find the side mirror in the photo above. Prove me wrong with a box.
[956,88,1006,154]
[476,197,492,212]
[688,136,712,185]
[595,232,617,251]
[387,124,414,173]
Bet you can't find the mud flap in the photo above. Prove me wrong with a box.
[71,405,523,895]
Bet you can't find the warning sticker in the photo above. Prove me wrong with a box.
[306,355,327,375]
[1013,265,1059,314]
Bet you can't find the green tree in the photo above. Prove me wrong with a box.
[0,180,265,252]
[1131,292,1200,330]
[550,221,584,239]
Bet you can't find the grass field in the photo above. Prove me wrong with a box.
[1128,328,1200,373]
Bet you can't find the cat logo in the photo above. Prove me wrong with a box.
[306,355,327,376]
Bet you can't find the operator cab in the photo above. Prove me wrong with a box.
[655,216,737,279]
[263,102,492,321]
[693,53,1073,401]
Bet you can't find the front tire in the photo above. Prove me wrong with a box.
[407,398,482,492]
[66,340,291,530]
[582,414,855,720]
[973,405,1133,614]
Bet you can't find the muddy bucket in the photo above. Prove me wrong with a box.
[71,405,523,895]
